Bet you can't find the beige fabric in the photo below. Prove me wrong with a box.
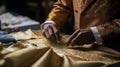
[0,30,120,67]
[9,29,38,40]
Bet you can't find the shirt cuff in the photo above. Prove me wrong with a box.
[90,27,103,45]
[40,20,55,29]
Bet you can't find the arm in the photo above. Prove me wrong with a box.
[41,0,73,43]
[96,19,120,50]
[67,0,120,50]
[67,20,120,49]
[46,0,73,27]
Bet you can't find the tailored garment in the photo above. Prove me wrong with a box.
[46,0,120,50]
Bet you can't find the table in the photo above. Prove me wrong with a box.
[0,29,120,67]
[0,12,40,31]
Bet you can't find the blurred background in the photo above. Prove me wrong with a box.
[0,0,74,34]
[0,0,57,23]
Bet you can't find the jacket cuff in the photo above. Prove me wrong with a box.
[90,27,103,45]
[40,20,55,30]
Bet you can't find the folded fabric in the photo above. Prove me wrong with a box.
[0,30,120,67]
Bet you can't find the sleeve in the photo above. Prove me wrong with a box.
[93,0,120,50]
[90,27,103,45]
[40,20,55,29]
[96,19,120,50]
[46,0,73,28]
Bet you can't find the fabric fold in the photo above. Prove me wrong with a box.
[1,47,50,67]
[0,30,120,67]
[32,48,63,67]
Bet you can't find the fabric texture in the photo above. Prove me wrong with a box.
[0,30,120,67]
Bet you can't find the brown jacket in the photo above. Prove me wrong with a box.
[46,0,120,50]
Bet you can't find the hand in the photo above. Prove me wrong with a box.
[42,23,61,43]
[66,29,95,46]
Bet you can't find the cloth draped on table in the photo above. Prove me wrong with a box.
[0,29,120,67]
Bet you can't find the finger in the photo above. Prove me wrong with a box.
[42,27,49,38]
[67,29,80,43]
[42,26,54,42]
[44,30,50,39]
[66,29,80,46]
[42,24,58,43]
[51,24,58,40]
[47,26,56,42]
[52,24,61,41]
[70,32,82,46]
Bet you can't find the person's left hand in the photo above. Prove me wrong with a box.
[66,29,95,46]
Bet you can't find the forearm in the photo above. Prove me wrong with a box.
[96,19,120,50]
[97,19,120,40]
[46,0,73,28]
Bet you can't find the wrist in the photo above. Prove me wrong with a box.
[41,20,55,29]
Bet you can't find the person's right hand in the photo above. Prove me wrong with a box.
[41,23,61,43]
